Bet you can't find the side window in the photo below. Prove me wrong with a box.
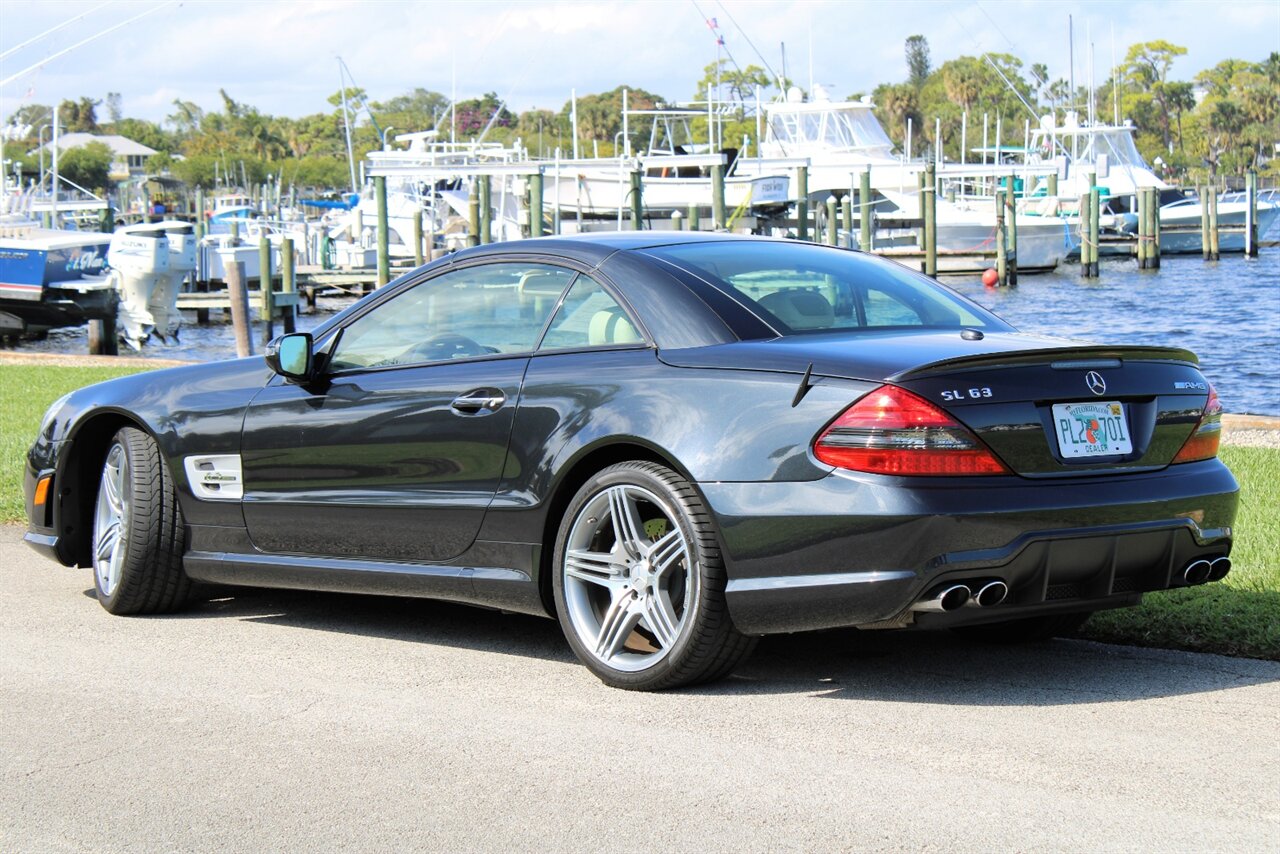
[329,263,574,371]
[538,275,643,350]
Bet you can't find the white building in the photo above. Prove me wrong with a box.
[36,133,158,179]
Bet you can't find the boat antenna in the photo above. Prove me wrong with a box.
[337,56,358,193]
[1068,15,1075,112]
[1111,22,1119,125]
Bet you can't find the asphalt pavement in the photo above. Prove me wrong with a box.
[3,525,1278,852]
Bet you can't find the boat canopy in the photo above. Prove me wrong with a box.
[764,103,895,156]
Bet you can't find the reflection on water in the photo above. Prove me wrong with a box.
[12,252,1280,416]
[944,252,1279,416]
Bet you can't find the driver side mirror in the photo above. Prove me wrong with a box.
[265,333,314,383]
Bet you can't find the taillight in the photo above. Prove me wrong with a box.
[813,385,1009,476]
[1172,384,1223,463]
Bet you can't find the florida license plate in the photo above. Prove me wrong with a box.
[1052,401,1133,459]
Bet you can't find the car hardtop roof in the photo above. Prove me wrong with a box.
[448,231,797,265]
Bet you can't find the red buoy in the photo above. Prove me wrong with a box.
[982,268,999,288]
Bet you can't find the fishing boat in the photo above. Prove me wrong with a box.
[0,227,115,337]
[208,193,257,224]
[737,89,1077,272]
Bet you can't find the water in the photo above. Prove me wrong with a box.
[944,252,1279,416]
[12,253,1280,416]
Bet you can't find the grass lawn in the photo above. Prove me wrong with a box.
[1,363,152,523]
[2,362,1277,660]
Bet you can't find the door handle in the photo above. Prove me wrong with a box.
[451,388,506,414]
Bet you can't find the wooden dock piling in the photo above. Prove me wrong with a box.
[226,261,253,357]
[923,165,937,277]
[1200,186,1211,261]
[529,170,544,238]
[1005,173,1018,285]
[1208,186,1220,260]
[412,209,424,267]
[468,183,480,247]
[796,166,809,241]
[478,175,492,245]
[281,237,297,334]
[1245,169,1258,258]
[1137,187,1149,269]
[687,202,699,232]
[859,171,872,252]
[671,210,683,230]
[258,237,274,342]
[826,195,838,246]
[630,170,643,230]
[711,163,726,231]
[995,189,1008,286]
[840,194,852,247]
[1088,186,1101,277]
[1150,187,1161,268]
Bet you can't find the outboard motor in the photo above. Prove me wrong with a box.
[108,227,169,349]
[149,224,196,343]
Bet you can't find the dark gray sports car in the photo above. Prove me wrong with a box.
[24,233,1238,690]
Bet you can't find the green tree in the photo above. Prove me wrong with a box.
[696,59,772,114]
[905,35,931,89]
[1124,40,1188,152]
[57,141,112,190]
[57,97,100,132]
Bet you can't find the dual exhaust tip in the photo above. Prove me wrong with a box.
[1183,557,1231,585]
[913,556,1231,613]
[912,580,1008,613]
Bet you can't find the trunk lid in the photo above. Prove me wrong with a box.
[660,330,1211,476]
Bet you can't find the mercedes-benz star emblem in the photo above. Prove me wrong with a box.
[1085,371,1107,396]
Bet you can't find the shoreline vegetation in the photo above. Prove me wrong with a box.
[2,39,1276,199]
[2,361,1276,662]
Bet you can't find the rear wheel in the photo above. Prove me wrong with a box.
[951,611,1092,644]
[552,461,755,690]
[91,427,192,615]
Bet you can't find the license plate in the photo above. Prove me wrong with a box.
[1052,401,1133,459]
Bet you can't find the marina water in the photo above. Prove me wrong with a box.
[14,251,1280,417]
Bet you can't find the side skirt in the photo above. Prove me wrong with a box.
[183,537,548,618]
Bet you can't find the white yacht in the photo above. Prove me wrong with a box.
[1021,114,1279,254]
[737,89,1077,272]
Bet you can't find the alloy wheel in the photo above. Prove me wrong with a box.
[561,483,698,672]
[93,443,130,598]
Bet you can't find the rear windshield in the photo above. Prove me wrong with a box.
[645,241,1010,337]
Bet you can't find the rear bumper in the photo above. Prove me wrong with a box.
[701,459,1238,635]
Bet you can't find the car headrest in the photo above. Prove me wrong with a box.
[757,290,834,330]
[588,307,641,346]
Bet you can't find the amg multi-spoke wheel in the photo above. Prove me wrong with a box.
[90,427,192,615]
[552,461,755,690]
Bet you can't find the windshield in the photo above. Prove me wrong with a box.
[645,241,1010,337]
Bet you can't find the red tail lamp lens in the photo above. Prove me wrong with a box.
[814,385,1009,476]
[1173,384,1223,463]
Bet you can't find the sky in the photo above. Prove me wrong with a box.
[1,0,1278,129]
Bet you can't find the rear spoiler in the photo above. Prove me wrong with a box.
[890,345,1199,381]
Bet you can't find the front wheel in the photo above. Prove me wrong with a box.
[552,461,755,690]
[91,427,192,615]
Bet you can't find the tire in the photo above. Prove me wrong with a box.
[91,427,192,615]
[951,611,1093,644]
[552,461,756,690]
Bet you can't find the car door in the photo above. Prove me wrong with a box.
[239,261,576,563]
